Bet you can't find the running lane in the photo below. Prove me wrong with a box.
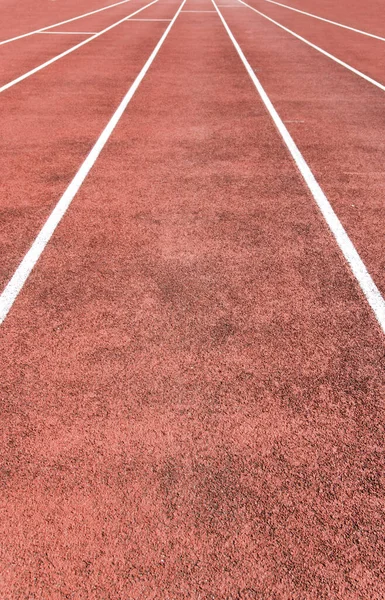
[0,0,161,87]
[0,0,179,291]
[266,0,385,39]
[1,0,385,597]
[0,0,138,42]
[220,2,385,299]
[238,0,385,85]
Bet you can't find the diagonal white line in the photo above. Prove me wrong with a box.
[0,0,135,46]
[0,0,187,325]
[261,0,385,43]
[0,0,159,94]
[212,0,385,333]
[236,0,385,93]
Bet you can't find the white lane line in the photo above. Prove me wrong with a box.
[0,0,135,46]
[37,31,98,34]
[0,0,186,326]
[212,0,385,334]
[181,10,216,12]
[237,0,385,93]
[0,0,159,94]
[125,18,172,20]
[261,0,385,43]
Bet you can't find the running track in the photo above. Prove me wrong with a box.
[1,0,385,597]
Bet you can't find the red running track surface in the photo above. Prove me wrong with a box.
[1,0,385,597]
[0,0,146,41]
[0,0,178,289]
[220,2,385,297]
[234,0,385,86]
[264,0,385,39]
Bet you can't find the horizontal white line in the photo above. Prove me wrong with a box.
[262,0,385,43]
[0,0,135,46]
[125,18,172,20]
[0,0,159,94]
[181,9,216,11]
[37,30,97,34]
[238,0,385,93]
[0,0,186,326]
[212,0,385,334]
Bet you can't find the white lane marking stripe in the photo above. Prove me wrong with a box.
[0,0,135,46]
[37,31,98,34]
[0,0,159,94]
[237,0,385,93]
[181,10,216,11]
[125,18,172,20]
[261,0,385,43]
[0,0,187,326]
[212,0,385,334]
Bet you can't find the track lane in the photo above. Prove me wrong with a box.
[0,0,161,93]
[0,0,180,292]
[238,0,385,87]
[6,0,384,329]
[256,0,385,42]
[211,0,385,332]
[0,34,97,88]
[0,0,139,42]
[1,0,384,597]
[274,0,385,39]
[0,0,140,47]
[218,3,385,300]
